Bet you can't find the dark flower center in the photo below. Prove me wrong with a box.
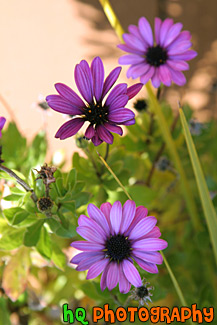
[146,45,168,67]
[137,286,149,298]
[84,103,108,125]
[105,234,131,262]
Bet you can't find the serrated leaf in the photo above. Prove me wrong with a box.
[2,247,30,301]
[23,219,44,247]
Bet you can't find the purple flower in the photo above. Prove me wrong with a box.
[46,57,142,146]
[118,17,197,88]
[0,117,6,138]
[71,200,168,293]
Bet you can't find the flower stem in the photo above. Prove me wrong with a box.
[98,0,200,231]
[97,151,191,314]
[0,165,38,203]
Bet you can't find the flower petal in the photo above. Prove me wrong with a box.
[76,226,105,243]
[74,60,93,103]
[163,22,183,47]
[102,67,122,99]
[142,226,161,239]
[84,124,95,139]
[96,125,114,144]
[133,256,159,273]
[77,254,104,271]
[123,33,148,51]
[119,54,145,65]
[100,202,112,230]
[91,56,104,102]
[132,238,168,251]
[118,263,131,293]
[120,200,136,234]
[46,95,83,115]
[108,95,129,110]
[128,216,157,240]
[108,108,135,123]
[86,259,109,279]
[106,262,119,290]
[104,123,123,136]
[110,201,122,234]
[100,264,109,291]
[169,50,197,61]
[55,118,84,140]
[151,69,161,88]
[126,206,148,236]
[55,83,85,108]
[138,17,153,46]
[132,251,163,264]
[159,65,172,87]
[122,260,142,287]
[140,66,155,84]
[154,17,162,44]
[126,83,143,99]
[159,18,174,46]
[71,251,102,265]
[118,43,144,55]
[87,203,110,235]
[92,133,103,146]
[168,41,192,55]
[167,60,189,71]
[169,68,186,86]
[105,83,127,107]
[71,240,104,251]
[126,63,150,79]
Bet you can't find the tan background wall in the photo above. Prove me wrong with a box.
[0,0,216,162]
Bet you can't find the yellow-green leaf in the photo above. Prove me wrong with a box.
[180,108,217,265]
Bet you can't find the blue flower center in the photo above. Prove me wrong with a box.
[146,45,168,67]
[84,103,108,125]
[105,234,131,262]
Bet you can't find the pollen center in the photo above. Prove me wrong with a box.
[146,45,168,67]
[105,234,131,262]
[84,103,108,125]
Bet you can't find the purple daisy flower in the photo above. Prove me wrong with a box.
[71,200,168,293]
[0,117,6,138]
[118,17,197,88]
[46,57,142,146]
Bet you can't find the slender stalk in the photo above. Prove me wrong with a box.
[0,165,38,203]
[98,0,200,231]
[97,150,192,316]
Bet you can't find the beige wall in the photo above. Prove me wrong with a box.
[0,0,216,163]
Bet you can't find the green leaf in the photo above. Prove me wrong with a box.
[2,194,22,201]
[0,227,25,250]
[51,241,66,270]
[66,168,77,190]
[23,219,45,247]
[0,297,11,325]
[128,185,156,207]
[36,226,52,259]
[2,247,30,302]
[46,218,77,238]
[3,207,29,225]
[180,108,217,265]
[73,191,91,208]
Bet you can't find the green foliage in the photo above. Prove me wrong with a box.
[0,102,217,324]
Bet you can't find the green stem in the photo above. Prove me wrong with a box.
[98,0,200,231]
[97,151,191,315]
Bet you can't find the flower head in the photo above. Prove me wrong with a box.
[118,17,197,87]
[70,200,168,293]
[0,117,6,138]
[46,57,142,146]
[129,279,153,306]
